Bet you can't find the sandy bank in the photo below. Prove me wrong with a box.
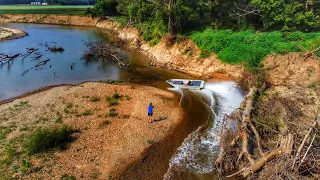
[0,27,28,41]
[0,82,184,179]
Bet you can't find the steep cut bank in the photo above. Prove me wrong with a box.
[0,14,243,80]
[0,27,27,41]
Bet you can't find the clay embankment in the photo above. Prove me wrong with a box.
[0,14,244,80]
[0,27,27,41]
[0,82,187,179]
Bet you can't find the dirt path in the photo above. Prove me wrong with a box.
[0,82,186,179]
[0,27,27,41]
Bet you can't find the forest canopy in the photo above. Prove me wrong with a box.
[0,0,96,5]
[89,0,320,34]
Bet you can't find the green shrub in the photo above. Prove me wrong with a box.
[109,16,127,27]
[0,126,12,141]
[60,174,76,180]
[20,158,32,175]
[23,126,76,155]
[83,110,93,116]
[99,120,111,128]
[66,103,73,109]
[106,98,119,107]
[125,95,131,100]
[108,108,118,117]
[112,91,120,99]
[1,141,15,165]
[90,96,101,102]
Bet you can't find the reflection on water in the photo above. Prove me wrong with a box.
[0,23,119,100]
[0,23,192,100]
[165,81,244,180]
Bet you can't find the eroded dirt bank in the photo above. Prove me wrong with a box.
[0,14,243,80]
[0,82,187,179]
[0,27,27,41]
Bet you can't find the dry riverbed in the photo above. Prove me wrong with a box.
[0,27,27,41]
[0,82,182,179]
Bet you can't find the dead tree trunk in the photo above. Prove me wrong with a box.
[229,134,293,178]
[291,115,320,170]
[217,86,297,179]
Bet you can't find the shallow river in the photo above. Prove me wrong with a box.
[0,23,244,179]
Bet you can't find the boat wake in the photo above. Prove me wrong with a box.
[164,81,244,179]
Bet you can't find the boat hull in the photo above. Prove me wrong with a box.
[166,79,205,90]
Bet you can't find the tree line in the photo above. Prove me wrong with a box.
[0,0,96,5]
[89,0,320,34]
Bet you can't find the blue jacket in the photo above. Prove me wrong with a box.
[148,105,154,113]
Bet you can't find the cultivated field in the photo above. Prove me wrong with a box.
[0,5,92,15]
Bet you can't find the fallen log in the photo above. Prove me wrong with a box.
[291,115,320,170]
[21,70,29,76]
[35,59,50,67]
[83,41,130,68]
[30,53,42,60]
[297,134,316,169]
[228,134,293,178]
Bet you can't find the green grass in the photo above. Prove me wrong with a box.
[0,5,92,15]
[0,126,13,141]
[23,126,76,155]
[191,29,320,69]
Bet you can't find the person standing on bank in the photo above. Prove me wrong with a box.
[148,102,154,123]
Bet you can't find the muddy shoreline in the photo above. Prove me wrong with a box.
[0,27,28,41]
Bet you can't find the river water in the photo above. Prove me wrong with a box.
[0,23,244,179]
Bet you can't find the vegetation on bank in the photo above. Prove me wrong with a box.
[23,126,77,155]
[85,0,320,69]
[191,29,320,68]
[0,5,92,15]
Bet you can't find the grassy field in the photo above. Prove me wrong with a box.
[0,5,92,15]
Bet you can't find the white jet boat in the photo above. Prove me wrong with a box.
[166,79,205,90]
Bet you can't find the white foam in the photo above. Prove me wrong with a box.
[164,81,244,178]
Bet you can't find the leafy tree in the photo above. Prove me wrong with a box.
[251,0,320,31]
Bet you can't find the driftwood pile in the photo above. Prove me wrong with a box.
[1,43,64,77]
[216,86,320,179]
[83,41,130,68]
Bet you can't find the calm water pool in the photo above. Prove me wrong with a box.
[0,23,243,180]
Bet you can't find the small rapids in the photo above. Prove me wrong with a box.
[165,81,244,179]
